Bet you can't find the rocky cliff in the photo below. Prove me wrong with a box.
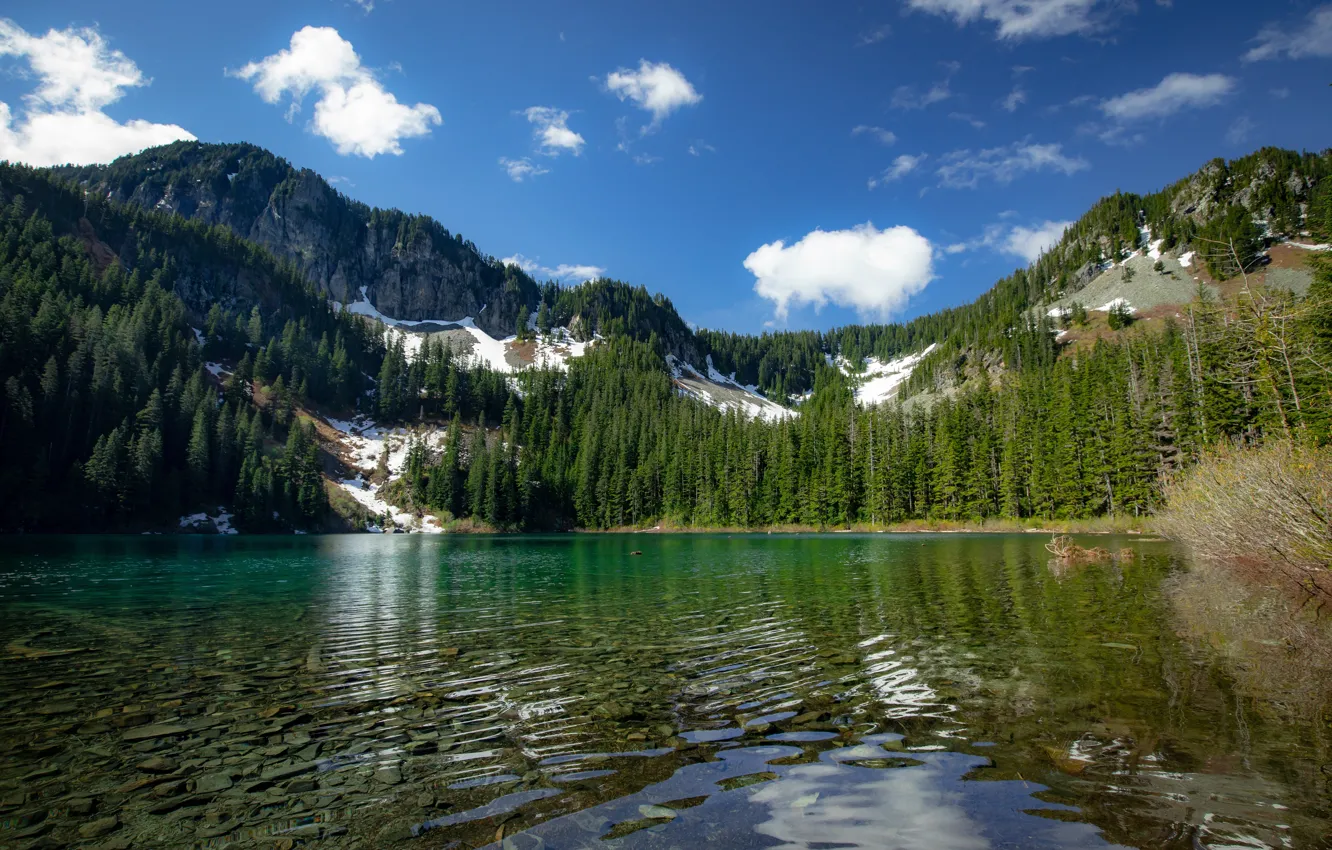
[56,142,539,337]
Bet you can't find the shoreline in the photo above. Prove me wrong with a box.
[581,518,1153,536]
[4,518,1158,537]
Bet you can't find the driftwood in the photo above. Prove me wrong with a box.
[1045,535,1135,565]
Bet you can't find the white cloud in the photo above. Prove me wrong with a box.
[1243,5,1332,62]
[1001,86,1027,112]
[1079,118,1144,147]
[949,112,986,129]
[632,152,662,166]
[936,140,1087,188]
[687,141,716,156]
[744,223,935,319]
[1226,115,1255,145]
[869,154,928,188]
[947,219,1072,263]
[891,62,959,110]
[891,80,951,110]
[0,20,194,166]
[1271,87,1290,99]
[905,0,1127,39]
[522,106,584,155]
[858,25,892,45]
[499,157,548,182]
[852,125,897,145]
[502,254,604,282]
[1004,220,1072,261]
[230,26,440,158]
[603,59,701,127]
[1099,72,1235,121]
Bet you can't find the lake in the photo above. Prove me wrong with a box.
[0,534,1327,849]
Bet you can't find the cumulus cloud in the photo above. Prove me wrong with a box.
[948,219,1072,263]
[1004,220,1072,261]
[0,19,194,166]
[1100,72,1235,121]
[499,157,548,182]
[936,140,1087,189]
[501,254,604,282]
[852,125,897,145]
[869,154,928,188]
[905,0,1128,39]
[603,59,701,127]
[230,26,440,158]
[744,223,935,319]
[1243,5,1332,62]
[522,106,584,155]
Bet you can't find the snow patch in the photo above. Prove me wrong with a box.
[1286,241,1331,252]
[1178,251,1194,268]
[1096,298,1134,313]
[326,415,447,533]
[204,362,231,379]
[179,507,238,534]
[666,355,796,422]
[529,328,590,371]
[850,344,938,406]
[344,287,589,373]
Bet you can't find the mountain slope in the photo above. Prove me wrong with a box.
[55,141,541,338]
[48,142,1332,414]
[4,144,1330,534]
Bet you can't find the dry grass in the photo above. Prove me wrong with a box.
[1156,438,1332,605]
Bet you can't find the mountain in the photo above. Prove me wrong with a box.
[55,142,540,338]
[54,142,1332,407]
[2,141,1329,534]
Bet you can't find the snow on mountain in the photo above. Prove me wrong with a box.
[667,355,796,422]
[179,508,238,534]
[845,344,937,406]
[342,287,590,372]
[325,415,445,533]
[1096,297,1134,313]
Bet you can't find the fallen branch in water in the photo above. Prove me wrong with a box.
[1045,535,1135,565]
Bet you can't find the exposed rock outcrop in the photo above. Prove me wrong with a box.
[58,142,538,337]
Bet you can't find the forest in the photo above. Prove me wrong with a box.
[1,147,1330,532]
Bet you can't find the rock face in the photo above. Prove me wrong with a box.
[57,142,539,337]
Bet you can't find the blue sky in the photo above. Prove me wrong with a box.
[1,0,1330,334]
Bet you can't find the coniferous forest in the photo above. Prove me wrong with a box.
[2,145,1331,533]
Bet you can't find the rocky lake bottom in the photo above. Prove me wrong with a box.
[0,534,1328,849]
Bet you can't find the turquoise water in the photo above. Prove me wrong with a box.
[0,534,1327,849]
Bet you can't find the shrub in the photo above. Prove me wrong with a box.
[1157,438,1332,605]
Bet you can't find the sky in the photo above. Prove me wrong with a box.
[1,0,1330,335]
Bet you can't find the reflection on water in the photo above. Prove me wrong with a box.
[0,534,1328,849]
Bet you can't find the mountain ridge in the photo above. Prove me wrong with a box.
[46,141,1332,408]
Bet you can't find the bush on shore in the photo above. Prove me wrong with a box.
[1156,438,1332,605]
